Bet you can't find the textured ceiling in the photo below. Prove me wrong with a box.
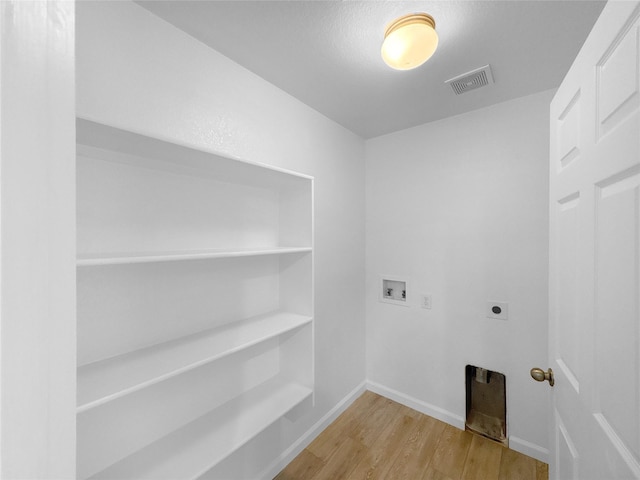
[137,0,606,139]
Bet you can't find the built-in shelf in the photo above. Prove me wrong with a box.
[88,378,312,480]
[76,118,314,479]
[77,246,312,267]
[77,311,312,413]
[76,118,314,191]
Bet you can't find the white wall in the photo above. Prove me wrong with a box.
[365,90,553,461]
[76,1,366,478]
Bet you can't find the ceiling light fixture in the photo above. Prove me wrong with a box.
[381,13,438,70]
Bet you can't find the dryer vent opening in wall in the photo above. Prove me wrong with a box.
[465,365,507,445]
[445,65,494,95]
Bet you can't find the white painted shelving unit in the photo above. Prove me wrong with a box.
[76,119,314,479]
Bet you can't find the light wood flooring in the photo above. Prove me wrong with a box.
[275,391,548,480]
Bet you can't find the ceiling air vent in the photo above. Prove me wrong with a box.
[445,65,494,95]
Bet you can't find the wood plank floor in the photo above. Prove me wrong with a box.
[275,391,548,480]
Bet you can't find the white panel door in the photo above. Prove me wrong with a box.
[549,2,640,479]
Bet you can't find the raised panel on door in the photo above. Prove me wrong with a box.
[556,412,579,480]
[596,19,639,140]
[557,90,582,171]
[554,192,581,393]
[594,168,640,470]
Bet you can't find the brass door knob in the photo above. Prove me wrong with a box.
[530,367,554,386]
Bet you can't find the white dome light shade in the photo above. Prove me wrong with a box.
[381,13,438,70]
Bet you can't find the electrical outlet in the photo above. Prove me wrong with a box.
[487,301,508,320]
[421,294,432,309]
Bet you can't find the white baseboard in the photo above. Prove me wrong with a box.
[509,435,549,464]
[259,380,367,480]
[366,380,465,429]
